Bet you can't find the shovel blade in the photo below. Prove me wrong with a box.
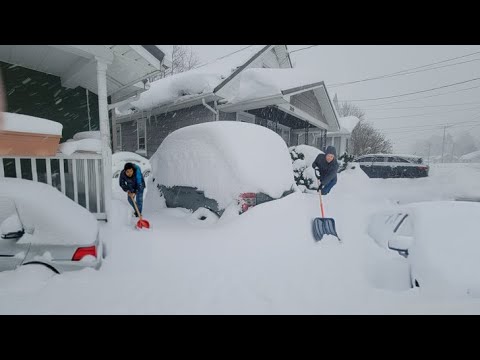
[312,217,339,242]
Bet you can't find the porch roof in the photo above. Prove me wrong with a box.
[0,45,169,101]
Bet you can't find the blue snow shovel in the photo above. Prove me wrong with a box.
[312,182,341,243]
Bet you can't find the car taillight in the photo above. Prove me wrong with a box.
[418,166,428,170]
[72,246,97,261]
[239,193,256,213]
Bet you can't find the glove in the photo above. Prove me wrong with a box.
[317,182,323,191]
[314,168,321,179]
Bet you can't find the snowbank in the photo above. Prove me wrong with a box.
[2,112,62,136]
[59,139,102,156]
[407,201,480,297]
[73,131,101,141]
[460,150,480,162]
[289,145,323,192]
[150,121,295,208]
[0,178,98,245]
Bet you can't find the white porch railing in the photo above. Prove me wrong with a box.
[0,153,106,220]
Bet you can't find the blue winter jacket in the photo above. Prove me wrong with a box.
[119,164,145,193]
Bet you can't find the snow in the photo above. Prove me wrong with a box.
[0,178,98,246]
[118,46,266,113]
[290,145,322,167]
[338,116,360,134]
[406,201,480,298]
[73,131,101,141]
[460,150,480,162]
[150,121,295,209]
[0,214,22,236]
[228,68,326,104]
[58,139,101,156]
[1,163,480,313]
[1,112,62,136]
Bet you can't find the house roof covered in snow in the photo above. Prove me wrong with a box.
[327,116,360,135]
[116,45,340,131]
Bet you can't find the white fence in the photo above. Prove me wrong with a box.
[0,153,106,220]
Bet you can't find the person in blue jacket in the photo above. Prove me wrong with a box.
[119,162,145,217]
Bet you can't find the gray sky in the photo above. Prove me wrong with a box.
[166,45,480,153]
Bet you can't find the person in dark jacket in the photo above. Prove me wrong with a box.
[312,145,339,195]
[119,162,146,217]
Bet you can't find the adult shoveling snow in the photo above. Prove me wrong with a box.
[312,146,339,195]
[119,162,149,228]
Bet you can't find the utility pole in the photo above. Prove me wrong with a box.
[441,124,453,163]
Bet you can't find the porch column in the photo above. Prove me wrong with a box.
[96,59,112,221]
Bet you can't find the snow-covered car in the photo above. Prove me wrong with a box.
[147,121,296,217]
[367,201,480,297]
[0,178,103,275]
[112,151,151,180]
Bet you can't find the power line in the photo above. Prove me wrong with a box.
[366,105,480,120]
[289,45,319,54]
[192,45,255,70]
[328,50,480,88]
[341,77,480,102]
[350,83,480,107]
[363,101,480,111]
[377,118,480,131]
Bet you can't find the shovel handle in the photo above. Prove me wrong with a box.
[130,193,142,218]
[317,179,325,218]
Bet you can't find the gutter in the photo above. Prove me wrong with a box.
[202,98,219,121]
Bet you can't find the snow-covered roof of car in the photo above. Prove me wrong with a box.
[150,121,295,208]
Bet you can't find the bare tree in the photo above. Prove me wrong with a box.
[167,45,201,76]
[332,97,390,155]
[350,121,392,156]
[334,99,366,121]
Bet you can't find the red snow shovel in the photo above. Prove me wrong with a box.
[312,181,341,243]
[129,193,150,230]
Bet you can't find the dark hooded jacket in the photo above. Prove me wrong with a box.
[119,164,145,193]
[312,146,338,186]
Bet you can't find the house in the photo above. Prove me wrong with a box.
[325,115,360,156]
[113,45,341,158]
[0,45,170,220]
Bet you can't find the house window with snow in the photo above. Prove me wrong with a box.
[137,118,147,154]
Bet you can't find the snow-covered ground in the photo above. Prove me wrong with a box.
[1,163,480,314]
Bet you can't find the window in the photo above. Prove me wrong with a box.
[371,156,386,163]
[236,112,255,124]
[137,118,147,154]
[355,156,373,163]
[116,125,122,151]
[387,157,406,163]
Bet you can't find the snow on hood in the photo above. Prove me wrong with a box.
[0,178,98,246]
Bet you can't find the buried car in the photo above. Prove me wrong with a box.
[146,121,296,218]
[112,151,152,180]
[367,201,480,297]
[0,178,103,275]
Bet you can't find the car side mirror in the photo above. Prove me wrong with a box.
[388,235,413,252]
[1,229,25,240]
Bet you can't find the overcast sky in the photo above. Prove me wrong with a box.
[162,45,480,153]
